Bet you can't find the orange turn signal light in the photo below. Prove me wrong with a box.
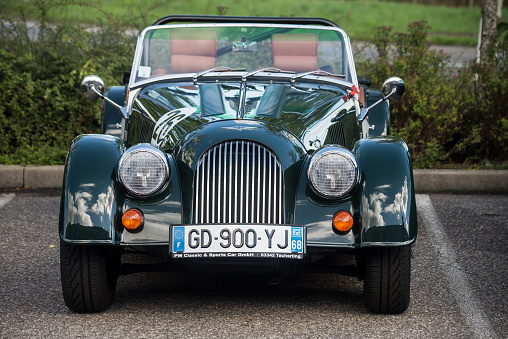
[122,209,143,232]
[333,211,354,233]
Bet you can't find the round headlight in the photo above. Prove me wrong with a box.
[307,147,358,198]
[119,145,169,196]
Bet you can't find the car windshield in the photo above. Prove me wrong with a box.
[132,24,352,84]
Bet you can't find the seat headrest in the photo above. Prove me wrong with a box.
[272,34,318,72]
[170,29,217,73]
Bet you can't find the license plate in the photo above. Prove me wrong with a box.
[171,224,305,259]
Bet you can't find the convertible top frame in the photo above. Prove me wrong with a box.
[153,15,340,28]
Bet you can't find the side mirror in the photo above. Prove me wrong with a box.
[81,75,105,100]
[80,75,129,120]
[359,77,405,122]
[381,77,405,101]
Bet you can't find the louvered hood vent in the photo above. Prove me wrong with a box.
[193,140,284,225]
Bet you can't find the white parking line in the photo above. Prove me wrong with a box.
[416,194,497,339]
[0,193,16,209]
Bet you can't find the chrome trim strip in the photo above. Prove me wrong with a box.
[194,158,200,222]
[212,146,216,223]
[126,87,141,119]
[361,239,415,247]
[206,149,211,223]
[242,141,250,222]
[279,162,283,224]
[306,239,415,248]
[234,141,238,223]
[229,141,233,223]
[238,82,246,119]
[200,157,205,223]
[240,141,244,223]
[218,143,223,223]
[262,148,266,223]
[60,238,116,245]
[268,150,272,224]
[306,242,355,248]
[257,144,261,223]
[251,142,255,223]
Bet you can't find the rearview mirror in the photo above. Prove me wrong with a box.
[232,38,257,52]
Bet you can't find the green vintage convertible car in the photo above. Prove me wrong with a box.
[60,15,416,313]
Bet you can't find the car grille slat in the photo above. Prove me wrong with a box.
[139,120,155,143]
[193,140,283,224]
[329,121,346,147]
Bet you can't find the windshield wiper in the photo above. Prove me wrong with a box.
[193,67,246,85]
[290,70,346,85]
[241,67,294,82]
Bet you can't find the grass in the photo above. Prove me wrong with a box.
[2,0,507,46]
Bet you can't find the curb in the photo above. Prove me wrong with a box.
[412,169,508,193]
[1,165,507,193]
[0,165,65,189]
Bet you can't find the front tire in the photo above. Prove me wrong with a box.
[60,239,120,313]
[363,245,411,314]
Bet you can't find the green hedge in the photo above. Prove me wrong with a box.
[356,21,508,168]
[0,3,135,165]
[0,3,507,168]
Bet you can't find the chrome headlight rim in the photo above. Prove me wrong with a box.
[307,146,359,199]
[118,144,170,197]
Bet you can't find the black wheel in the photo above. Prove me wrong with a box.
[60,239,120,313]
[363,245,411,314]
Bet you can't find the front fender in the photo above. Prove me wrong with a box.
[353,136,417,246]
[59,134,125,244]
[101,86,126,136]
[365,90,390,136]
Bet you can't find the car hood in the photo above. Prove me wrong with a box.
[174,119,307,170]
[132,81,358,152]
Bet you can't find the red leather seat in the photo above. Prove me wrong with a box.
[170,29,216,73]
[272,34,318,72]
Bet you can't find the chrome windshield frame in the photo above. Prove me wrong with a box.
[128,23,359,90]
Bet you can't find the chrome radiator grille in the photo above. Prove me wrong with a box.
[193,140,284,224]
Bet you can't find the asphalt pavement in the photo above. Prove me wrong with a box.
[352,42,477,68]
[0,190,506,337]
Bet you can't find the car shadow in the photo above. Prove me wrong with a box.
[113,268,365,313]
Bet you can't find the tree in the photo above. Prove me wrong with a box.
[477,0,503,65]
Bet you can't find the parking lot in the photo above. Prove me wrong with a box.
[0,189,506,338]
